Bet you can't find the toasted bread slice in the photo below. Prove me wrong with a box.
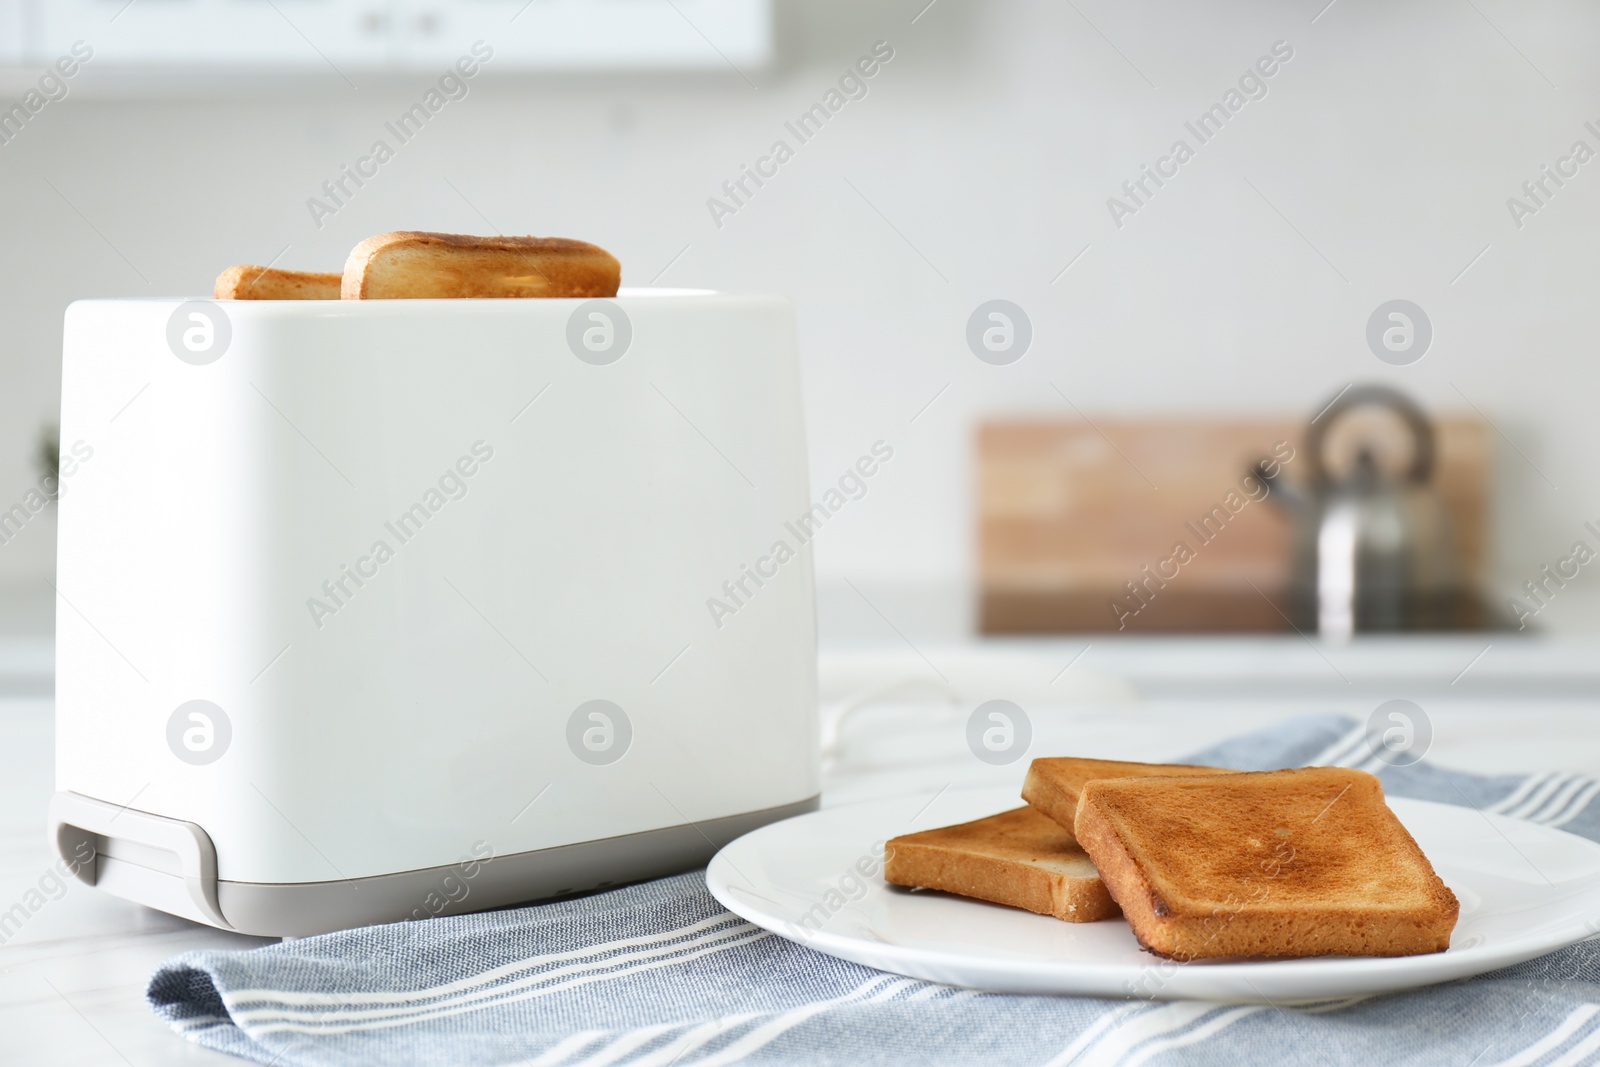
[1022,758,1235,839]
[884,807,1120,922]
[1075,767,1458,960]
[214,265,342,300]
[341,231,621,299]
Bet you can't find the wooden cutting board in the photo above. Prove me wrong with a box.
[977,417,1490,633]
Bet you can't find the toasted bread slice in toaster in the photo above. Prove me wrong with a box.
[885,806,1120,922]
[214,265,342,300]
[1022,757,1235,839]
[1074,766,1459,960]
[341,231,621,299]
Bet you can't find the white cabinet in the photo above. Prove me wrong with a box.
[2,0,771,71]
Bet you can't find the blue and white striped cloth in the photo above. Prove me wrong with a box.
[148,714,1600,1066]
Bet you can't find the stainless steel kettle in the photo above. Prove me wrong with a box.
[1254,385,1469,639]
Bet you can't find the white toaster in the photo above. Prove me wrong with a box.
[50,291,819,936]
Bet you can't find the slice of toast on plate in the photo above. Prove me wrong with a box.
[1022,757,1236,838]
[1074,766,1459,960]
[214,265,342,300]
[885,806,1120,922]
[341,231,621,299]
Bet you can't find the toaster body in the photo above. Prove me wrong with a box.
[52,292,819,935]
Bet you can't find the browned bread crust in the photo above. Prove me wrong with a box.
[1022,757,1234,839]
[885,806,1120,922]
[1074,767,1459,960]
[214,265,342,300]
[341,231,621,299]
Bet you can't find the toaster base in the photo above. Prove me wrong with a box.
[51,790,819,938]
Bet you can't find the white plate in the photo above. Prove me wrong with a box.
[706,787,1600,1001]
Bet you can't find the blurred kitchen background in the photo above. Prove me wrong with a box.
[3,0,1600,693]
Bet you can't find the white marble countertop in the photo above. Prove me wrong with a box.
[4,637,1600,1064]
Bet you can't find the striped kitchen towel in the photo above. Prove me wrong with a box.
[148,714,1600,1066]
